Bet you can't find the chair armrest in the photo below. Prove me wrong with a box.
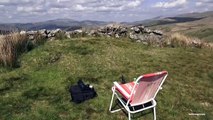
[113,82,130,99]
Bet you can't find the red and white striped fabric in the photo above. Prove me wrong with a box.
[142,71,167,78]
[114,82,138,102]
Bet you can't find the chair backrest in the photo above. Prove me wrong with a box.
[130,71,168,106]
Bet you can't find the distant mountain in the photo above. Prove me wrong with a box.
[0,19,109,32]
[130,11,213,27]
[175,11,213,18]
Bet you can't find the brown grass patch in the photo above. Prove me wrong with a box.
[0,33,29,67]
[164,33,213,49]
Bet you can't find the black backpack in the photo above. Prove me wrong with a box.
[69,80,97,103]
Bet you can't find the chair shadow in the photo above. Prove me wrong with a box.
[111,98,153,119]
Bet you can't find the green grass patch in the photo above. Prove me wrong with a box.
[0,37,212,120]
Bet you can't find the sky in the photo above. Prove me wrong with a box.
[0,0,212,23]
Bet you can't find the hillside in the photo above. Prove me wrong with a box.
[148,11,213,42]
[0,37,212,120]
[133,11,213,26]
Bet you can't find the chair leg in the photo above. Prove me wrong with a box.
[128,112,131,120]
[109,90,123,113]
[153,107,156,120]
[109,91,115,112]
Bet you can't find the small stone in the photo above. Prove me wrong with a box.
[131,27,140,33]
[20,31,26,35]
[65,32,71,38]
[143,28,152,33]
[115,34,119,38]
[153,30,163,36]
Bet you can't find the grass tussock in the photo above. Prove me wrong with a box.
[0,32,48,68]
[0,33,29,67]
[33,32,47,45]
[164,33,213,48]
[55,31,67,40]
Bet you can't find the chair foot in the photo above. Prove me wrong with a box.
[109,89,115,111]
[128,112,131,120]
[110,108,123,113]
[109,92,124,113]
[109,89,123,113]
[153,107,156,120]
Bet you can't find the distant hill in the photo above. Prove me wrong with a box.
[145,11,213,42]
[130,11,213,27]
[0,19,109,32]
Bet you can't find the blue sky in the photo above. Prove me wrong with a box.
[0,0,212,23]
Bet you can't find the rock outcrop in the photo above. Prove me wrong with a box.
[87,24,164,45]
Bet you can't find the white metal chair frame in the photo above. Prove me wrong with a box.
[109,72,168,120]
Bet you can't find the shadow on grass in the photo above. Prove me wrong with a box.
[110,98,153,119]
[0,97,31,118]
[22,86,63,104]
[0,74,29,94]
[68,44,95,55]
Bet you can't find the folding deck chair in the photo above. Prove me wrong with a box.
[109,71,168,120]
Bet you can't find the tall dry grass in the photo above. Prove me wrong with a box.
[0,33,29,67]
[164,33,213,48]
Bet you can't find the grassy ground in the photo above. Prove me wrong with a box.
[0,37,212,120]
[186,28,213,42]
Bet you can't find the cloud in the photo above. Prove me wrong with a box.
[72,0,143,12]
[0,0,165,23]
[74,4,87,11]
[17,6,45,13]
[200,0,213,4]
[0,0,10,4]
[0,0,34,6]
[127,0,141,7]
[195,2,202,6]
[0,0,213,23]
[153,0,187,8]
[195,0,213,7]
